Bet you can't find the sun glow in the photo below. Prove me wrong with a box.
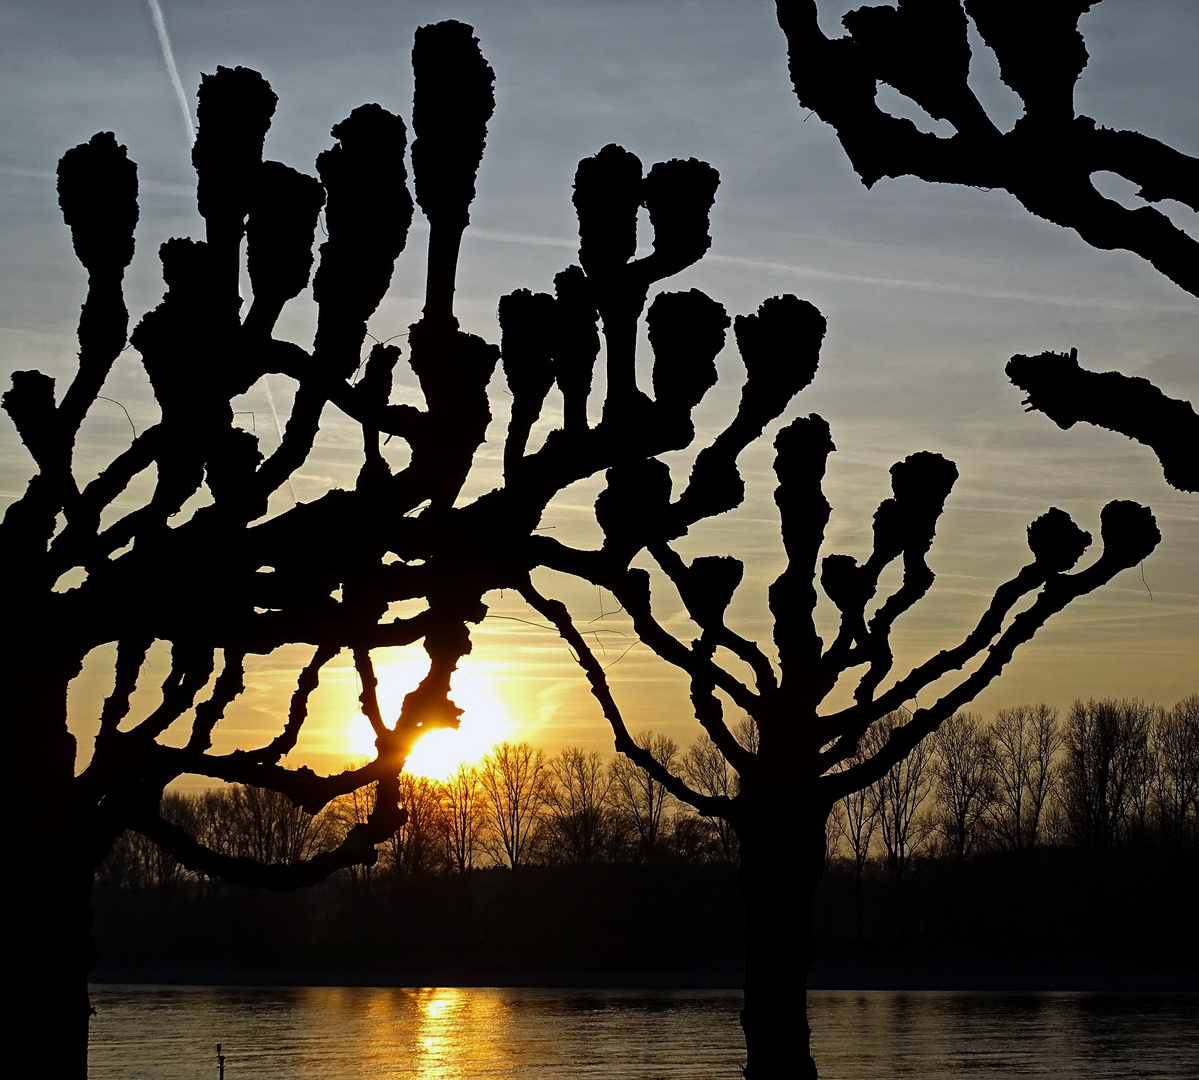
[343,652,514,782]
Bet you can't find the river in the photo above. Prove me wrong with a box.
[87,985,1199,1078]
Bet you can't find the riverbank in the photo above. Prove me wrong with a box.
[92,956,1198,992]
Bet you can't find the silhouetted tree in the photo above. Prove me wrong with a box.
[1060,697,1154,846]
[539,746,614,866]
[774,0,1199,492]
[96,792,201,896]
[609,731,680,862]
[5,12,1172,1077]
[831,736,880,941]
[870,712,936,883]
[439,762,485,872]
[478,741,545,869]
[7,20,802,1073]
[513,132,1160,1076]
[682,734,740,863]
[1153,695,1199,846]
[387,774,445,878]
[985,703,1063,852]
[324,781,380,890]
[929,709,993,862]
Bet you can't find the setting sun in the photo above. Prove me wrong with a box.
[343,651,514,781]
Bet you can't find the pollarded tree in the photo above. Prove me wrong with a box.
[5,20,790,1074]
[3,25,499,1071]
[774,0,1199,492]
[512,138,1161,1076]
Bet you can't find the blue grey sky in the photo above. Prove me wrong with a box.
[1,1,1195,770]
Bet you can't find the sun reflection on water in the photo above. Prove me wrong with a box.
[406,986,513,1078]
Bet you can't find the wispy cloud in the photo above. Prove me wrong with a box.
[706,253,1195,313]
[0,166,193,198]
[146,0,195,147]
[456,227,1190,315]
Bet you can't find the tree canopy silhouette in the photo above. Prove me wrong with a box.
[506,149,1160,1079]
[774,0,1199,492]
[2,19,620,1077]
[0,13,1168,1080]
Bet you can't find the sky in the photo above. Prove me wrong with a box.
[1,0,1195,783]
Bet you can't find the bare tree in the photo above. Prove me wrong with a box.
[539,746,613,865]
[214,784,332,865]
[517,134,1159,1074]
[439,762,485,872]
[324,781,380,889]
[1153,695,1199,846]
[609,731,680,862]
[3,26,508,1067]
[774,0,1199,491]
[1125,706,1163,845]
[869,712,935,883]
[97,792,203,896]
[7,10,1172,1075]
[1060,698,1154,847]
[8,20,808,1070]
[831,738,880,942]
[682,734,739,863]
[386,774,444,878]
[929,710,993,863]
[478,741,545,869]
[985,703,1063,852]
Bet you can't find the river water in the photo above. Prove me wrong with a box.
[87,985,1199,1079]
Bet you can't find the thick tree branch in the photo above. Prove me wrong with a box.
[1008,348,1199,493]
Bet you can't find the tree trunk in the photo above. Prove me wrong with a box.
[14,849,97,1078]
[8,658,96,1078]
[737,810,826,1080]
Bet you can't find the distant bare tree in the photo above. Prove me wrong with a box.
[1125,707,1164,845]
[868,712,935,884]
[478,741,545,869]
[1060,698,1154,847]
[324,781,379,889]
[609,731,680,862]
[930,710,993,862]
[831,736,880,941]
[204,784,333,865]
[439,763,485,872]
[97,792,202,895]
[388,774,444,878]
[986,703,1063,852]
[539,746,613,865]
[1153,695,1199,845]
[682,734,739,863]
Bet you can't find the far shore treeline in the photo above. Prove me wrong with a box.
[93,695,1199,987]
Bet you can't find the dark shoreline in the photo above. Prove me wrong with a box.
[91,961,1199,993]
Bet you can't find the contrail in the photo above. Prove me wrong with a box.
[146,0,196,146]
